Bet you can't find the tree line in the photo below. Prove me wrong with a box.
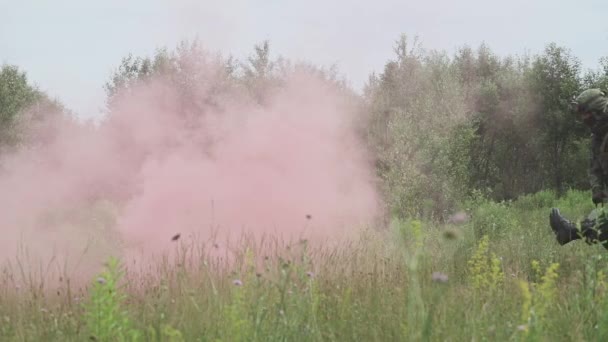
[366,35,607,219]
[2,35,607,220]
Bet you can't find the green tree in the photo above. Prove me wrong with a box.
[366,35,470,219]
[365,36,592,218]
[0,64,65,149]
[527,43,583,194]
[582,56,608,90]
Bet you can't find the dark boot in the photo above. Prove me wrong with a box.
[550,208,608,250]
[550,208,582,245]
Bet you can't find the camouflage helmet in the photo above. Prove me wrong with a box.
[572,89,608,114]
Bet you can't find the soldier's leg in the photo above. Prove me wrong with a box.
[550,208,608,249]
[550,208,583,245]
[580,217,608,250]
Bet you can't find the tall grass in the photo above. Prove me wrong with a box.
[1,189,607,341]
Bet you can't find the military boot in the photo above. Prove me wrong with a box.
[549,208,582,245]
[550,208,608,250]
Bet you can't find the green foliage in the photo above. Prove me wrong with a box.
[469,200,518,238]
[4,33,608,341]
[512,189,557,210]
[394,219,430,340]
[0,64,64,149]
[528,44,584,195]
[0,65,38,130]
[367,35,471,219]
[582,57,608,90]
[0,189,608,341]
[98,36,607,222]
[518,262,561,337]
[242,40,273,81]
[468,235,504,291]
[366,36,595,218]
[84,257,140,342]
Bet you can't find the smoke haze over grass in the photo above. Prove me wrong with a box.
[0,56,381,281]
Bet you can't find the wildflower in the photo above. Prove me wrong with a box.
[306,271,314,278]
[448,211,469,224]
[96,277,106,285]
[517,324,528,332]
[432,272,449,283]
[468,235,504,290]
[232,279,243,286]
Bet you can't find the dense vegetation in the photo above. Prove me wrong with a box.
[2,36,608,341]
[5,37,608,217]
[366,36,608,219]
[1,190,607,341]
[0,65,66,150]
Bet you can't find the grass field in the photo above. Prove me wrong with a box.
[2,189,608,341]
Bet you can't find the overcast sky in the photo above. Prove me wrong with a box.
[1,0,607,119]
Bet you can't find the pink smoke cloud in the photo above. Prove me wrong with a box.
[0,59,382,282]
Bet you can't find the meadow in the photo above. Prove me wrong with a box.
[1,189,607,341]
[2,36,608,341]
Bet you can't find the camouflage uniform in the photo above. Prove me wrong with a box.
[589,134,608,198]
[582,89,608,201]
[550,89,608,248]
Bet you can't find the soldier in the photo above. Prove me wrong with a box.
[550,88,608,249]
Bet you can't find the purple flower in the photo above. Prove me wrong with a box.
[448,212,469,225]
[232,279,243,286]
[306,271,314,278]
[431,272,449,283]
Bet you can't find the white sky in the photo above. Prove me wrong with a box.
[1,0,607,119]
